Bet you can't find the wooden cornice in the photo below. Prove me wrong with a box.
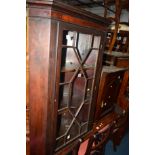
[26,0,111,26]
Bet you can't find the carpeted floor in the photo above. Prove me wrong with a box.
[104,130,129,155]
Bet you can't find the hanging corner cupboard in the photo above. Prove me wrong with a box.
[26,0,110,154]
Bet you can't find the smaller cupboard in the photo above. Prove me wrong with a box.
[26,0,111,155]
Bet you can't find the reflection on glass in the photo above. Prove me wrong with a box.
[61,47,79,71]
[63,31,77,46]
[61,31,79,71]
[59,84,70,109]
[86,69,95,79]
[85,49,98,66]
[93,36,101,48]
[78,33,92,61]
[70,72,86,114]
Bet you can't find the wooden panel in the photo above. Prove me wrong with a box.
[27,0,110,27]
[117,71,129,110]
[46,20,58,155]
[28,16,51,155]
[111,114,129,150]
[26,15,30,155]
[115,58,129,68]
[28,7,108,31]
[95,67,125,121]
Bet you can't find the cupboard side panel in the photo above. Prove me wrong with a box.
[46,20,59,155]
[28,16,51,155]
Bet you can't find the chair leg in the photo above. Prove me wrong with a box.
[85,137,94,155]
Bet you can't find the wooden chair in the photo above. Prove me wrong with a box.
[84,124,112,155]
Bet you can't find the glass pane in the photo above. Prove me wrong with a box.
[80,123,88,134]
[56,112,73,137]
[62,30,77,46]
[70,72,86,114]
[93,36,101,48]
[85,69,95,78]
[66,122,80,142]
[85,49,98,66]
[78,33,92,61]
[59,84,70,109]
[61,47,79,71]
[60,72,75,83]
[56,136,64,148]
[77,103,89,124]
[85,79,93,100]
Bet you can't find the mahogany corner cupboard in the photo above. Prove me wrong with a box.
[26,1,110,155]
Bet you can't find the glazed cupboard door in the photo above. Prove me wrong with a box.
[53,22,105,152]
